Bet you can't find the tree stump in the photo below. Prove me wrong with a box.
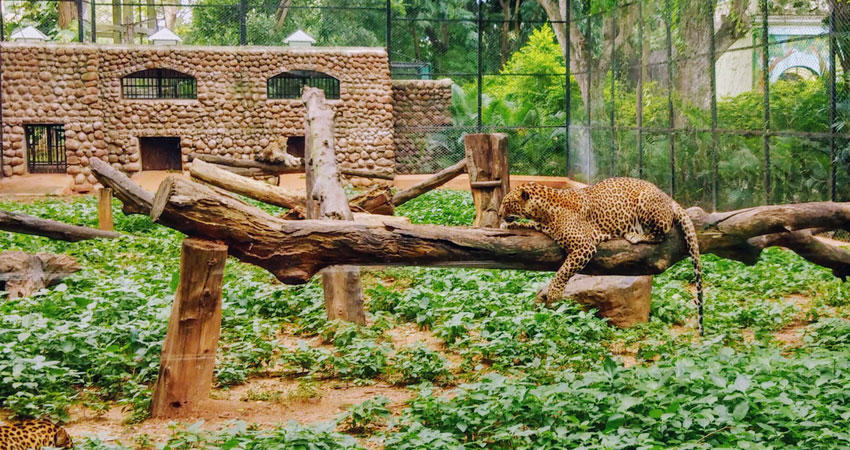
[464,134,510,228]
[0,251,80,299]
[150,238,227,418]
[303,87,366,325]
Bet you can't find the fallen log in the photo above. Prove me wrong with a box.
[148,174,850,283]
[0,209,119,241]
[0,251,80,298]
[189,159,304,209]
[392,159,467,206]
[340,167,395,181]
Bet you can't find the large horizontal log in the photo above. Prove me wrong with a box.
[189,159,304,209]
[189,153,302,175]
[0,209,119,241]
[189,153,393,180]
[149,175,850,284]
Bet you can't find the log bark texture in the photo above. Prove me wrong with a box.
[150,238,227,418]
[0,251,80,299]
[189,159,305,210]
[464,134,510,228]
[392,159,467,206]
[147,175,850,282]
[0,209,119,241]
[90,157,153,215]
[303,87,366,325]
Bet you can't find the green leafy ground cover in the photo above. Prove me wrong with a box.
[1,191,849,449]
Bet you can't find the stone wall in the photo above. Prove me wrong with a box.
[391,79,453,174]
[1,43,394,191]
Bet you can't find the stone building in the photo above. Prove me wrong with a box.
[0,42,452,191]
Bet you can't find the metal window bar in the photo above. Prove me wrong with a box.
[25,124,66,174]
[121,69,197,99]
[267,71,340,100]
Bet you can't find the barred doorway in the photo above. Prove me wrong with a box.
[25,124,66,174]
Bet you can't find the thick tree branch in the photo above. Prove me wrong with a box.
[145,174,850,285]
[0,209,120,241]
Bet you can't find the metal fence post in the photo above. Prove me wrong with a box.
[476,0,483,132]
[91,0,97,43]
[829,6,837,202]
[77,0,85,42]
[665,0,675,198]
[565,0,571,177]
[0,0,5,42]
[239,0,247,45]
[637,0,643,179]
[585,14,592,182]
[386,0,391,65]
[609,11,616,177]
[761,0,771,205]
[709,0,719,210]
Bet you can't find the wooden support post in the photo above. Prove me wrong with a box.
[98,188,114,231]
[150,238,227,418]
[303,87,366,325]
[464,133,510,228]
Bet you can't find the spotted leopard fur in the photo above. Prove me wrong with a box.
[0,420,73,450]
[499,177,705,335]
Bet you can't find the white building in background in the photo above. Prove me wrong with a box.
[716,14,829,98]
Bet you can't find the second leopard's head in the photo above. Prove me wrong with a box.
[499,182,551,224]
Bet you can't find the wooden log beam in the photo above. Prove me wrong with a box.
[151,238,227,418]
[464,133,510,228]
[148,175,850,284]
[0,209,119,241]
[392,159,467,206]
[189,153,393,180]
[189,159,305,210]
[90,157,153,215]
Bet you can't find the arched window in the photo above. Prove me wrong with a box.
[121,68,197,99]
[267,70,339,100]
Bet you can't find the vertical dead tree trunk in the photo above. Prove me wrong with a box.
[303,87,366,325]
[151,238,227,418]
[98,188,114,231]
[464,134,510,228]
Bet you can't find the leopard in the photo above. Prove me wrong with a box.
[0,419,73,450]
[499,177,705,335]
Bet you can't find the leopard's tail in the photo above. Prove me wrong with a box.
[672,202,704,336]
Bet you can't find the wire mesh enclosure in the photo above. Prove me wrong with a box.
[1,0,848,208]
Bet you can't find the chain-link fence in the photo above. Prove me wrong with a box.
[1,0,848,209]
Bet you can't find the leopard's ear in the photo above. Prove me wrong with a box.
[520,189,530,201]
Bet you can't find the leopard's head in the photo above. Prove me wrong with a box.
[54,426,73,448]
[499,182,550,224]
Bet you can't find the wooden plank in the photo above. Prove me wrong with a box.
[150,238,227,418]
